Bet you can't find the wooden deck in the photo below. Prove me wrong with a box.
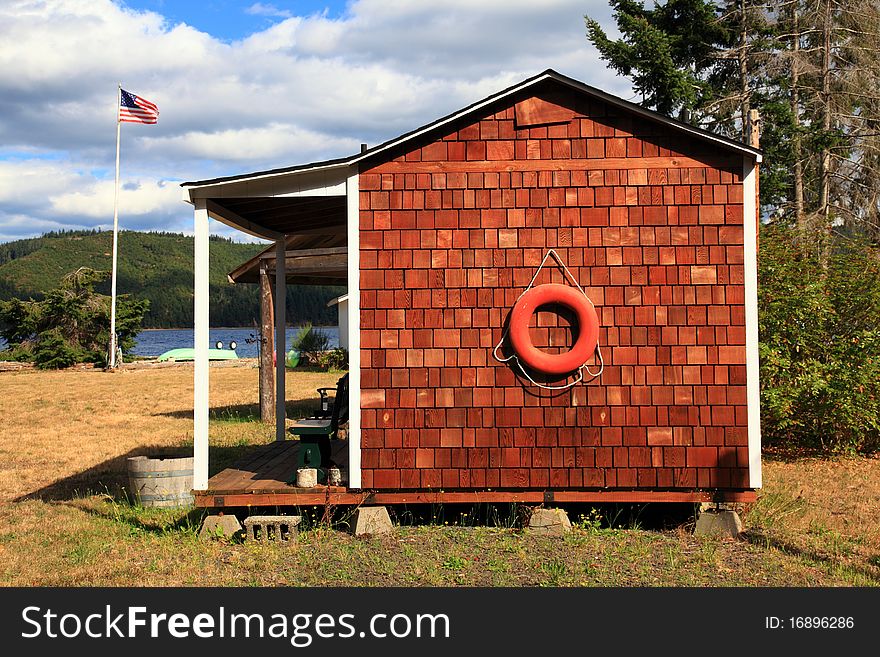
[194,441,757,508]
[195,440,354,507]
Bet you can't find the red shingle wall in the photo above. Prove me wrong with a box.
[357,92,749,492]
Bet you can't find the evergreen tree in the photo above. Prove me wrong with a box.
[586,0,880,241]
[0,267,149,368]
[586,0,730,119]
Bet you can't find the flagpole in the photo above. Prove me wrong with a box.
[109,83,121,370]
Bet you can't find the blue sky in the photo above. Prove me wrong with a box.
[0,0,623,243]
[122,1,351,41]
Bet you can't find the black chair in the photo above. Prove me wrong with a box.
[288,373,349,473]
[314,384,338,419]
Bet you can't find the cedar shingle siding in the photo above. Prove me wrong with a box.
[357,87,750,493]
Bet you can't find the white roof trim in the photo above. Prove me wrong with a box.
[181,160,352,199]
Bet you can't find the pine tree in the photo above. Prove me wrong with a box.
[586,1,880,240]
[586,0,730,119]
[0,268,149,368]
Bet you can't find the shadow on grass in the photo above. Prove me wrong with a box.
[155,399,323,422]
[69,501,212,538]
[741,528,880,584]
[381,502,697,532]
[15,443,266,504]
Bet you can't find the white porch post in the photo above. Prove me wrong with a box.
[275,236,287,442]
[743,157,761,489]
[346,167,361,488]
[193,200,210,490]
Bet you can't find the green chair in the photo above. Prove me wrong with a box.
[288,373,349,482]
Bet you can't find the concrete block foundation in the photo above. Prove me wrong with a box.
[243,515,302,544]
[694,509,743,539]
[528,508,572,536]
[199,513,244,540]
[352,506,393,536]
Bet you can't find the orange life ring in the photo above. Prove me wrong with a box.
[508,283,599,376]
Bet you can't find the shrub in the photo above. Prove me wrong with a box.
[758,226,880,453]
[32,328,81,369]
[317,347,348,371]
[290,323,330,364]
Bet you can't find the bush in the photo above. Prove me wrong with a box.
[32,329,81,369]
[290,323,330,364]
[758,226,880,453]
[317,347,348,371]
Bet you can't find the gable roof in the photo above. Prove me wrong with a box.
[182,68,760,190]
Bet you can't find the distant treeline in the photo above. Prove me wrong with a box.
[0,230,344,328]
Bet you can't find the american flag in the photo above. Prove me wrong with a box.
[119,89,159,124]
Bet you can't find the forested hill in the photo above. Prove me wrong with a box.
[0,230,344,328]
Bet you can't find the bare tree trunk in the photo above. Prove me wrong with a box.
[819,0,832,229]
[739,0,751,143]
[790,3,805,235]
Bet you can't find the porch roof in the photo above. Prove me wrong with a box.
[227,233,347,286]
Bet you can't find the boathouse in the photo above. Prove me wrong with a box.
[182,69,761,508]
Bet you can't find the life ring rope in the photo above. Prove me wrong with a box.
[493,249,604,390]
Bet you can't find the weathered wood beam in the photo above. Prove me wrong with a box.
[274,238,286,442]
[280,276,348,286]
[259,265,274,424]
[194,489,758,508]
[259,247,348,259]
[263,255,347,274]
[205,199,282,241]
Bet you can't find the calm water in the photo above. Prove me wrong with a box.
[132,326,340,358]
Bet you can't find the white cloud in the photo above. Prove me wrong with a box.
[0,0,623,242]
[245,3,294,19]
[142,123,361,163]
[49,178,181,221]
[0,214,75,243]
[0,159,187,234]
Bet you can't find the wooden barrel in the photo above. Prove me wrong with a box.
[127,456,194,508]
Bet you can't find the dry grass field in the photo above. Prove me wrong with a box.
[0,362,878,587]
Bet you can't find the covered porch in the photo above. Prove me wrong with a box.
[181,160,362,496]
[226,234,347,424]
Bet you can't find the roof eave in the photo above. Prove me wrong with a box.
[180,158,356,200]
[181,68,761,202]
[347,69,761,166]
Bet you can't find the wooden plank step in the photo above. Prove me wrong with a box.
[207,441,292,489]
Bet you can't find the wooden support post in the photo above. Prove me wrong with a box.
[743,156,761,489]
[259,264,274,424]
[193,200,210,490]
[345,167,361,488]
[274,237,287,442]
[745,112,762,487]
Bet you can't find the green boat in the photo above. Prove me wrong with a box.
[157,348,239,362]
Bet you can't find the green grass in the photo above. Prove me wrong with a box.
[2,366,878,588]
[3,489,878,587]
